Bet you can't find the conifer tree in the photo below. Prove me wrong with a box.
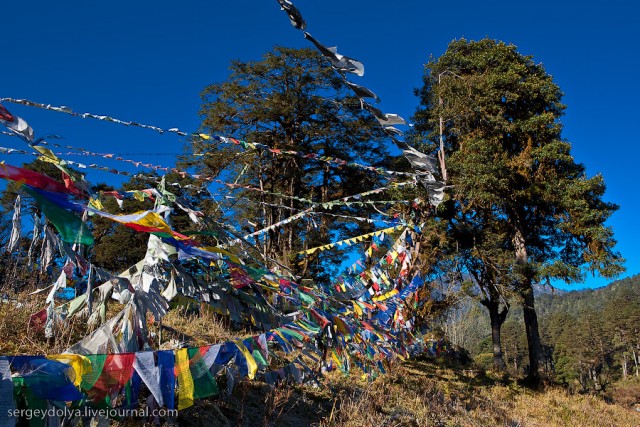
[413,38,624,381]
[183,47,392,282]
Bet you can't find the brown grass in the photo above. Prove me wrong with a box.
[2,294,638,426]
[0,292,92,355]
[168,359,638,427]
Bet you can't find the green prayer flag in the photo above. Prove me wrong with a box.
[80,354,107,391]
[26,188,94,245]
[187,348,218,399]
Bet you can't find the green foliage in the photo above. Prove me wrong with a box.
[412,37,625,378]
[413,38,624,285]
[182,47,393,282]
[474,352,494,371]
[448,275,640,392]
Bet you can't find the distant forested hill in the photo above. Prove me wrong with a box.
[440,275,640,391]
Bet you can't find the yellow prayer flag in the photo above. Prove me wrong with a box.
[132,211,173,233]
[331,350,343,370]
[373,289,399,302]
[89,197,104,211]
[352,301,363,317]
[201,246,240,264]
[47,354,92,387]
[175,348,194,410]
[34,146,61,164]
[234,340,258,380]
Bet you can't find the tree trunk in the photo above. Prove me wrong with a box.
[592,367,601,391]
[482,299,508,371]
[521,282,543,381]
[512,221,544,383]
[633,350,639,378]
[622,353,628,380]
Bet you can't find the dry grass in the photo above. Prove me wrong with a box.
[169,358,639,427]
[0,292,92,355]
[2,292,638,426]
[157,304,245,349]
[314,359,640,427]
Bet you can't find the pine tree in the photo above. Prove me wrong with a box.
[413,38,624,382]
[182,47,392,282]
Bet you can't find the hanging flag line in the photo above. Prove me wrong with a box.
[11,167,423,343]
[0,97,190,136]
[221,194,399,227]
[196,134,416,178]
[93,170,416,211]
[232,181,414,244]
[339,227,408,278]
[0,159,433,416]
[0,98,415,178]
[272,0,447,206]
[231,180,416,244]
[298,225,406,256]
[0,142,415,242]
[2,102,421,272]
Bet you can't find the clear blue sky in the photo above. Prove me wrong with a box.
[1,0,637,289]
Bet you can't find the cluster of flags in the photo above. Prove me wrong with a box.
[0,2,452,422]
[0,105,434,423]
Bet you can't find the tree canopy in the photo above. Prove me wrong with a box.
[412,38,625,379]
[182,47,395,282]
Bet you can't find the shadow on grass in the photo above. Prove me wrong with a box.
[176,381,335,427]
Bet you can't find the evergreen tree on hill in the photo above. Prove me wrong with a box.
[413,38,624,382]
[182,47,394,282]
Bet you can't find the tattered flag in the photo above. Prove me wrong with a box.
[346,81,379,101]
[363,103,406,126]
[304,32,365,76]
[0,103,34,142]
[276,0,306,30]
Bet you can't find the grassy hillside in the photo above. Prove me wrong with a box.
[170,358,639,426]
[4,292,637,426]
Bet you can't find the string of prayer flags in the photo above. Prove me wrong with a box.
[0,260,432,416]
[0,93,439,421]
[3,96,445,211]
[209,135,415,177]
[0,98,189,137]
[232,207,315,245]
[270,1,448,206]
[3,122,415,180]
[299,225,406,256]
